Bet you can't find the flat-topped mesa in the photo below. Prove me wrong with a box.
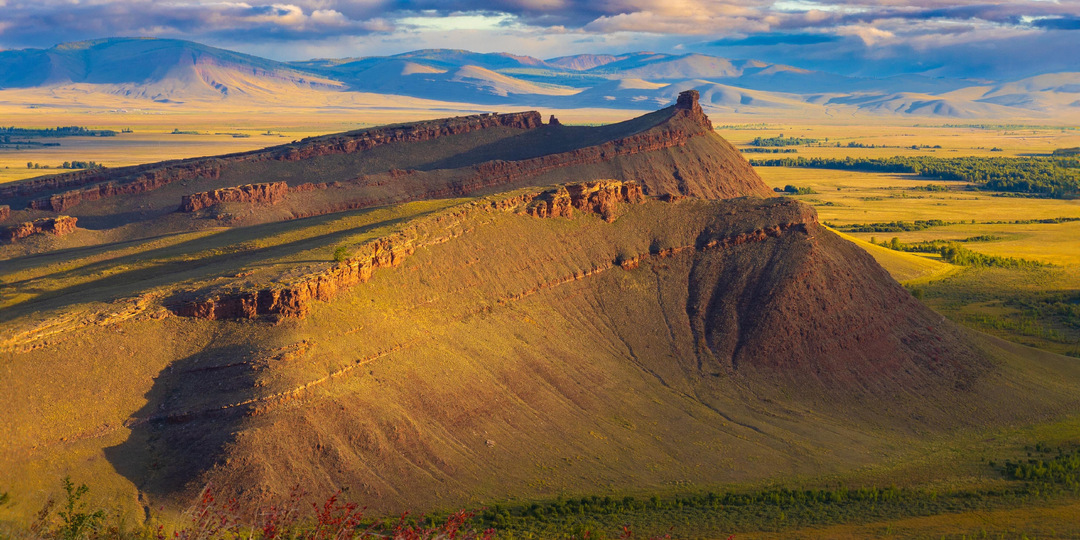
[674,89,712,130]
[0,100,770,241]
[179,182,288,212]
[1,216,77,242]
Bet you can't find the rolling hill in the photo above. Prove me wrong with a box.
[0,38,1077,119]
[2,92,1080,525]
[0,37,344,103]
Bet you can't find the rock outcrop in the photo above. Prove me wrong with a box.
[525,180,644,222]
[0,204,9,221]
[1,216,77,242]
[675,89,712,130]
[179,182,289,212]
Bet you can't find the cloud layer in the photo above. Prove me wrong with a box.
[1,0,1077,79]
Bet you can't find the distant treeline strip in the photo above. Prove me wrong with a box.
[872,237,1047,269]
[0,126,117,138]
[742,147,797,154]
[749,135,819,147]
[825,217,1080,233]
[751,156,1080,198]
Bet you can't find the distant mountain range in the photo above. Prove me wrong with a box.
[2,37,1078,119]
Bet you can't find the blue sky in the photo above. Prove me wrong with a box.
[1,0,1078,79]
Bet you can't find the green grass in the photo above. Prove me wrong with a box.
[918,266,1080,357]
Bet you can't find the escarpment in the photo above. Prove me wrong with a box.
[28,162,225,213]
[0,91,768,240]
[90,194,1061,514]
[179,182,288,212]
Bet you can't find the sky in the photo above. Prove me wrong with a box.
[0,0,1078,80]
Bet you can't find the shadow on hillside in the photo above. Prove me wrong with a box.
[105,343,261,496]
[419,108,670,171]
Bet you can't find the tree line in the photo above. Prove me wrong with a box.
[0,126,117,137]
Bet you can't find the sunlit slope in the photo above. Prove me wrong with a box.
[3,195,1078,522]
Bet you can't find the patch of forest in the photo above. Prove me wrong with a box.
[749,134,820,147]
[0,126,117,138]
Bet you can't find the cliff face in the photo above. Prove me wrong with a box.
[675,89,712,129]
[524,180,645,222]
[1,216,77,242]
[179,182,288,212]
